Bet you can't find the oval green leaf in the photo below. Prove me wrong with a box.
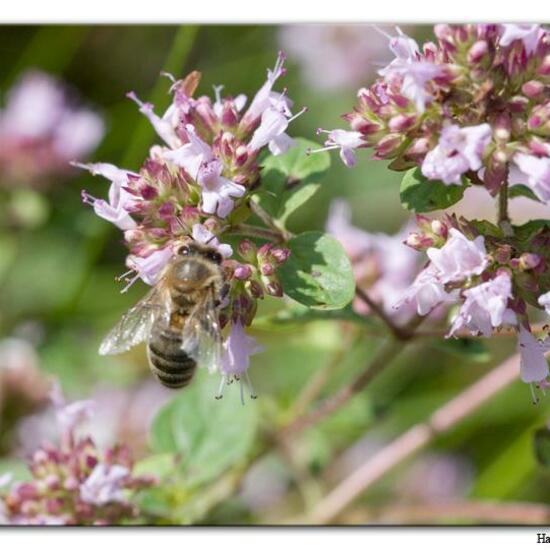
[278,231,355,310]
[150,372,258,487]
[400,168,467,213]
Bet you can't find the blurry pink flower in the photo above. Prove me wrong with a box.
[326,199,374,259]
[422,124,492,185]
[80,464,130,506]
[192,223,233,258]
[0,71,103,160]
[448,272,516,337]
[499,24,544,54]
[278,25,391,91]
[50,382,95,435]
[314,129,364,167]
[518,326,550,384]
[512,153,550,203]
[77,162,138,230]
[326,199,419,318]
[426,228,488,283]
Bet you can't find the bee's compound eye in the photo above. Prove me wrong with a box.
[178,245,190,256]
[207,251,223,264]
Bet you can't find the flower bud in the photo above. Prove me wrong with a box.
[235,145,249,166]
[522,80,545,99]
[468,40,488,63]
[238,239,257,262]
[519,252,542,271]
[388,114,417,133]
[269,247,290,264]
[234,264,253,280]
[265,280,283,297]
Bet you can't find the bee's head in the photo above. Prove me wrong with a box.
[176,243,223,265]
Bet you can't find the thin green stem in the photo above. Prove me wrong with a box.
[229,223,283,242]
[249,199,293,242]
[498,165,513,236]
[280,315,424,439]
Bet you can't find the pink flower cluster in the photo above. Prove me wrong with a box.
[325,24,550,200]
[0,386,155,525]
[79,55,299,385]
[0,71,104,188]
[400,215,550,389]
[318,24,550,397]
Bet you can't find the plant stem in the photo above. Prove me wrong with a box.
[281,315,424,439]
[249,199,293,242]
[498,166,513,236]
[355,287,414,340]
[306,352,521,524]
[354,500,550,525]
[229,223,283,242]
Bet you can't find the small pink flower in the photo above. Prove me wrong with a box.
[499,24,544,55]
[426,228,488,283]
[248,98,305,156]
[197,159,245,218]
[220,322,263,378]
[126,247,174,287]
[162,124,213,178]
[77,162,138,230]
[242,52,287,124]
[192,224,233,258]
[80,464,130,506]
[448,272,516,337]
[379,29,443,113]
[422,124,492,185]
[394,264,454,316]
[518,326,550,384]
[313,129,364,167]
[512,153,550,203]
[127,91,180,149]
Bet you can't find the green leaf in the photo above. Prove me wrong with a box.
[150,371,258,486]
[400,168,467,213]
[278,231,355,310]
[134,453,176,480]
[430,338,491,363]
[513,219,550,241]
[534,428,550,467]
[509,184,541,202]
[254,138,330,227]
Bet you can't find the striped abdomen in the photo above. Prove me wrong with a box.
[147,321,196,389]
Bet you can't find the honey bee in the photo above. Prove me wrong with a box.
[99,242,226,389]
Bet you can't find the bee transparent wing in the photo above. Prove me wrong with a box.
[99,286,169,355]
[181,289,223,373]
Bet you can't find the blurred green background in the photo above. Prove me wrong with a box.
[0,25,547,525]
